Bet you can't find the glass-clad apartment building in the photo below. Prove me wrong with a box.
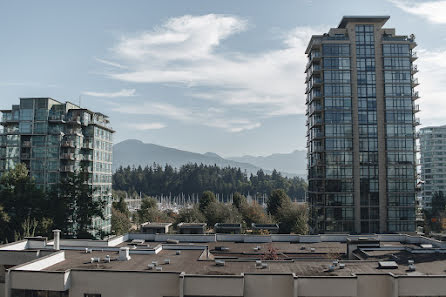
[0,98,114,236]
[305,16,419,233]
[419,125,446,210]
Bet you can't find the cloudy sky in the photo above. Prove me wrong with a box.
[1,0,445,156]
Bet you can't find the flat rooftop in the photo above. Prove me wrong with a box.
[39,240,446,276]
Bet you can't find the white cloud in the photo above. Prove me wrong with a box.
[102,15,322,120]
[114,101,260,133]
[128,122,166,130]
[82,88,136,97]
[390,0,446,24]
[415,48,446,126]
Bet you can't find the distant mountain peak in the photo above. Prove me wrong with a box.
[204,152,221,158]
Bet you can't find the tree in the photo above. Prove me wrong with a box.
[112,196,130,218]
[267,189,292,217]
[137,197,169,223]
[204,201,242,227]
[432,191,446,217]
[242,202,272,227]
[199,191,217,212]
[175,206,206,226]
[0,164,48,242]
[111,208,131,235]
[48,167,105,238]
[277,203,309,234]
[232,192,248,210]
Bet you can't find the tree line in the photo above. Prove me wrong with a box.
[111,190,309,235]
[112,163,307,200]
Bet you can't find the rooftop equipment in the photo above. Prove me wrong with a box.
[378,261,398,269]
[164,259,171,264]
[118,247,131,261]
[215,260,225,266]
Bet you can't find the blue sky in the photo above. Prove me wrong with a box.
[1,0,446,156]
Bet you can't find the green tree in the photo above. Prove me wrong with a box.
[112,196,130,218]
[199,191,217,212]
[48,167,105,238]
[267,189,292,217]
[0,164,48,242]
[432,191,446,217]
[111,208,131,235]
[204,201,242,227]
[277,203,309,234]
[175,206,206,226]
[232,192,248,210]
[137,197,169,223]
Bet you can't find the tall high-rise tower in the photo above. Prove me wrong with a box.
[0,97,114,236]
[305,16,419,233]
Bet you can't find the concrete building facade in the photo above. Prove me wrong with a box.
[419,125,446,209]
[0,98,114,235]
[306,16,419,234]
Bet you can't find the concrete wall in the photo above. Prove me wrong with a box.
[14,251,65,271]
[0,241,27,251]
[183,275,244,297]
[68,270,180,297]
[398,276,446,296]
[297,276,357,296]
[357,274,395,297]
[244,274,294,297]
[0,282,4,297]
[9,270,68,291]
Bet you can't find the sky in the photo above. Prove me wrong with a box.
[1,0,446,157]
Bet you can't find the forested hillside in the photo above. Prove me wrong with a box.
[112,164,307,201]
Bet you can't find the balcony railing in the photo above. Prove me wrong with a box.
[412,91,420,100]
[414,118,421,126]
[413,104,420,113]
[61,141,75,147]
[411,65,418,74]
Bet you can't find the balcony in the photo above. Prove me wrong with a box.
[414,117,421,126]
[48,115,65,122]
[382,35,415,42]
[66,129,82,136]
[411,65,418,74]
[61,141,75,148]
[412,91,420,100]
[82,142,94,150]
[61,153,74,160]
[21,141,31,147]
[81,155,93,161]
[60,165,74,172]
[413,104,420,113]
[67,116,81,125]
[412,77,419,87]
[410,51,418,61]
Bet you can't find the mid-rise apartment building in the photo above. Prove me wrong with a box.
[419,125,446,209]
[306,16,419,233]
[0,97,114,235]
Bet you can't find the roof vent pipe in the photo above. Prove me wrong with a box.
[119,247,131,261]
[53,229,61,251]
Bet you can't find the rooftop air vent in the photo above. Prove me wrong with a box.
[339,263,345,269]
[164,259,170,264]
[408,264,416,271]
[148,264,154,270]
[176,250,181,255]
[378,261,398,269]
[310,248,315,252]
[155,266,163,271]
[261,263,268,269]
[215,260,225,266]
[119,247,131,261]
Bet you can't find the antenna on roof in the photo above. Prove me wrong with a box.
[78,95,82,108]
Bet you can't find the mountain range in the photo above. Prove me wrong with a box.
[113,139,306,177]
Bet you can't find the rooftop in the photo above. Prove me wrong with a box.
[4,233,446,277]
[338,16,390,28]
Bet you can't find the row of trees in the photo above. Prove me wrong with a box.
[111,189,309,235]
[113,164,306,200]
[0,164,105,243]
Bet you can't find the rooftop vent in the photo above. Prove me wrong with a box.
[339,263,345,269]
[155,266,163,271]
[327,265,335,272]
[152,261,158,266]
[176,250,181,255]
[332,260,339,266]
[215,246,229,251]
[164,259,171,265]
[119,247,131,261]
[166,239,179,244]
[104,255,111,263]
[421,244,433,249]
[261,263,268,269]
[378,261,398,269]
[255,260,262,268]
[215,260,225,266]
[310,248,315,252]
[148,264,154,270]
[408,264,416,271]
[408,260,414,265]
[131,239,145,245]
